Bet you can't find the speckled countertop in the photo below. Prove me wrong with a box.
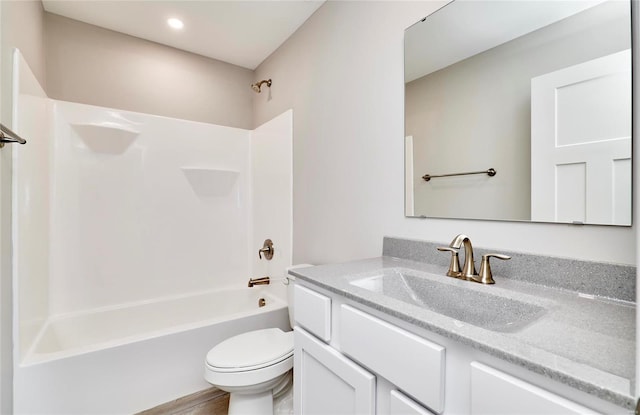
[290,256,635,410]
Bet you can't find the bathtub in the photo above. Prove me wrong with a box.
[14,287,289,414]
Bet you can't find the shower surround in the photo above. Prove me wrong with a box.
[11,50,293,413]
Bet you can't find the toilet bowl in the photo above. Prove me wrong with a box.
[204,264,310,415]
[205,328,293,414]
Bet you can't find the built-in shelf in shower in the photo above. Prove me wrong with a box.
[71,122,139,155]
[181,167,239,197]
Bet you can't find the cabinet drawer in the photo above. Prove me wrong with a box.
[294,284,331,342]
[340,305,445,413]
[390,390,435,415]
[470,362,599,414]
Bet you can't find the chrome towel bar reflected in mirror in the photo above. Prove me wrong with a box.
[422,168,496,182]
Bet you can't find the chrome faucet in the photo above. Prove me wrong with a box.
[449,234,477,279]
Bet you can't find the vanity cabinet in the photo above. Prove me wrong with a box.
[294,283,440,415]
[340,305,444,413]
[294,282,626,415]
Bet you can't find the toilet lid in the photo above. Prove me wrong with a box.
[206,328,293,370]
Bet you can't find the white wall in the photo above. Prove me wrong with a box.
[0,2,46,412]
[12,50,51,360]
[48,101,252,316]
[251,110,293,301]
[253,0,636,266]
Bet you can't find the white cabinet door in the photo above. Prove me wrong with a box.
[531,49,631,225]
[390,390,434,415]
[294,327,375,415]
[470,362,599,415]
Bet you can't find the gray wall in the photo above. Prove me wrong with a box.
[0,1,46,412]
[45,13,254,129]
[253,0,636,266]
[405,1,629,221]
[1,0,46,123]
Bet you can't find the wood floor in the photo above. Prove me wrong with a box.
[137,388,230,415]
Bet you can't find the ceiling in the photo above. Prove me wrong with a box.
[405,0,606,82]
[42,0,325,70]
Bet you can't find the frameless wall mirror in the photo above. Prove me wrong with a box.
[404,0,632,226]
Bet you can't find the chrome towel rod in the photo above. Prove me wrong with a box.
[422,168,496,182]
[0,123,27,148]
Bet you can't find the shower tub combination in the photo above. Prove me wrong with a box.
[12,50,293,414]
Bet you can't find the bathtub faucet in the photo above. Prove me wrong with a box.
[248,276,270,287]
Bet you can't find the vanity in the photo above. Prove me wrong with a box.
[289,1,636,413]
[290,237,635,414]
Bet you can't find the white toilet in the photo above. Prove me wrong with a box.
[204,265,307,415]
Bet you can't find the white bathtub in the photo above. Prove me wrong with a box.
[14,287,289,414]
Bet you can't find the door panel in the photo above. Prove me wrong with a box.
[531,49,631,225]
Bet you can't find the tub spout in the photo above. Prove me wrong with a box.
[248,276,270,287]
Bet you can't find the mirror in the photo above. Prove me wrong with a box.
[404,0,632,226]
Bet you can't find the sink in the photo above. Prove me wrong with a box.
[350,268,546,333]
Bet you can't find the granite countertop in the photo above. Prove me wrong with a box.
[290,256,635,410]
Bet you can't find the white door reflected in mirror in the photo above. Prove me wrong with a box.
[531,49,631,225]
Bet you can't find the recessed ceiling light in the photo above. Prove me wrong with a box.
[167,18,184,30]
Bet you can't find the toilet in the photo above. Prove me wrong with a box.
[204,265,308,415]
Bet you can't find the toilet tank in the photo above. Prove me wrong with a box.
[285,264,313,329]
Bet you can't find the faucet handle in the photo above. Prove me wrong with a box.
[474,253,511,284]
[258,239,274,260]
[437,247,462,278]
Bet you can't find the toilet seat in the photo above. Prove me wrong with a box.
[204,328,294,388]
[206,328,293,371]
